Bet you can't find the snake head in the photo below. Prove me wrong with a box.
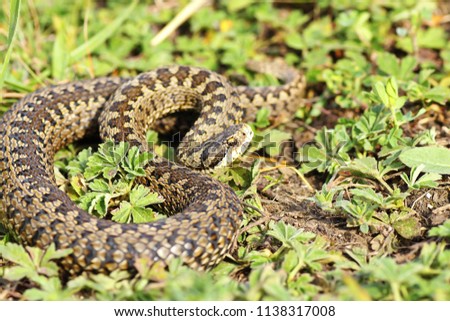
[179,123,253,171]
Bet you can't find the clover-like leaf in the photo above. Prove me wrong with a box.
[84,141,128,180]
[267,221,315,248]
[112,185,163,223]
[122,146,152,178]
[66,147,93,177]
[0,243,72,281]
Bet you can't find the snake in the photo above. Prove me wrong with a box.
[0,62,305,275]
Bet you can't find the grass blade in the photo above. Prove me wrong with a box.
[52,17,69,80]
[0,0,21,101]
[68,0,138,64]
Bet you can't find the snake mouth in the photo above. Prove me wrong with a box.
[214,123,254,169]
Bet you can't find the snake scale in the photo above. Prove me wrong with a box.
[0,62,305,275]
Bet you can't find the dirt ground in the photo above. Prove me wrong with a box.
[248,102,450,263]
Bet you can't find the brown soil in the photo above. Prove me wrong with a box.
[248,100,450,264]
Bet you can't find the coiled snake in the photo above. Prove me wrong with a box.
[0,63,305,275]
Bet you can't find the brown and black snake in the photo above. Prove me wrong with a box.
[0,62,305,275]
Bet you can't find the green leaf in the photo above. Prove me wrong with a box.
[223,167,250,187]
[264,130,291,157]
[0,243,71,281]
[362,257,422,288]
[350,188,384,206]
[251,129,292,157]
[429,220,450,238]
[0,0,21,97]
[41,243,72,262]
[267,221,315,248]
[385,77,398,100]
[122,146,152,178]
[128,206,156,224]
[418,69,435,84]
[377,53,417,82]
[51,17,69,80]
[373,82,389,106]
[254,108,271,128]
[281,249,299,274]
[399,56,417,81]
[399,147,450,174]
[413,171,441,189]
[23,275,85,301]
[67,148,93,176]
[285,32,305,50]
[392,217,421,239]
[244,249,275,268]
[69,175,86,197]
[112,202,134,223]
[0,243,35,280]
[84,141,127,180]
[423,86,450,104]
[394,95,407,109]
[146,130,159,145]
[299,126,351,174]
[227,0,255,12]
[291,241,329,272]
[78,192,111,217]
[336,199,375,222]
[89,179,110,193]
[377,52,399,77]
[417,27,447,49]
[344,157,379,178]
[301,16,333,48]
[111,185,163,223]
[130,185,163,208]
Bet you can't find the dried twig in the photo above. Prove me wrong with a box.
[151,0,211,46]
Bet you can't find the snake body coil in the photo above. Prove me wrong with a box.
[0,64,305,275]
